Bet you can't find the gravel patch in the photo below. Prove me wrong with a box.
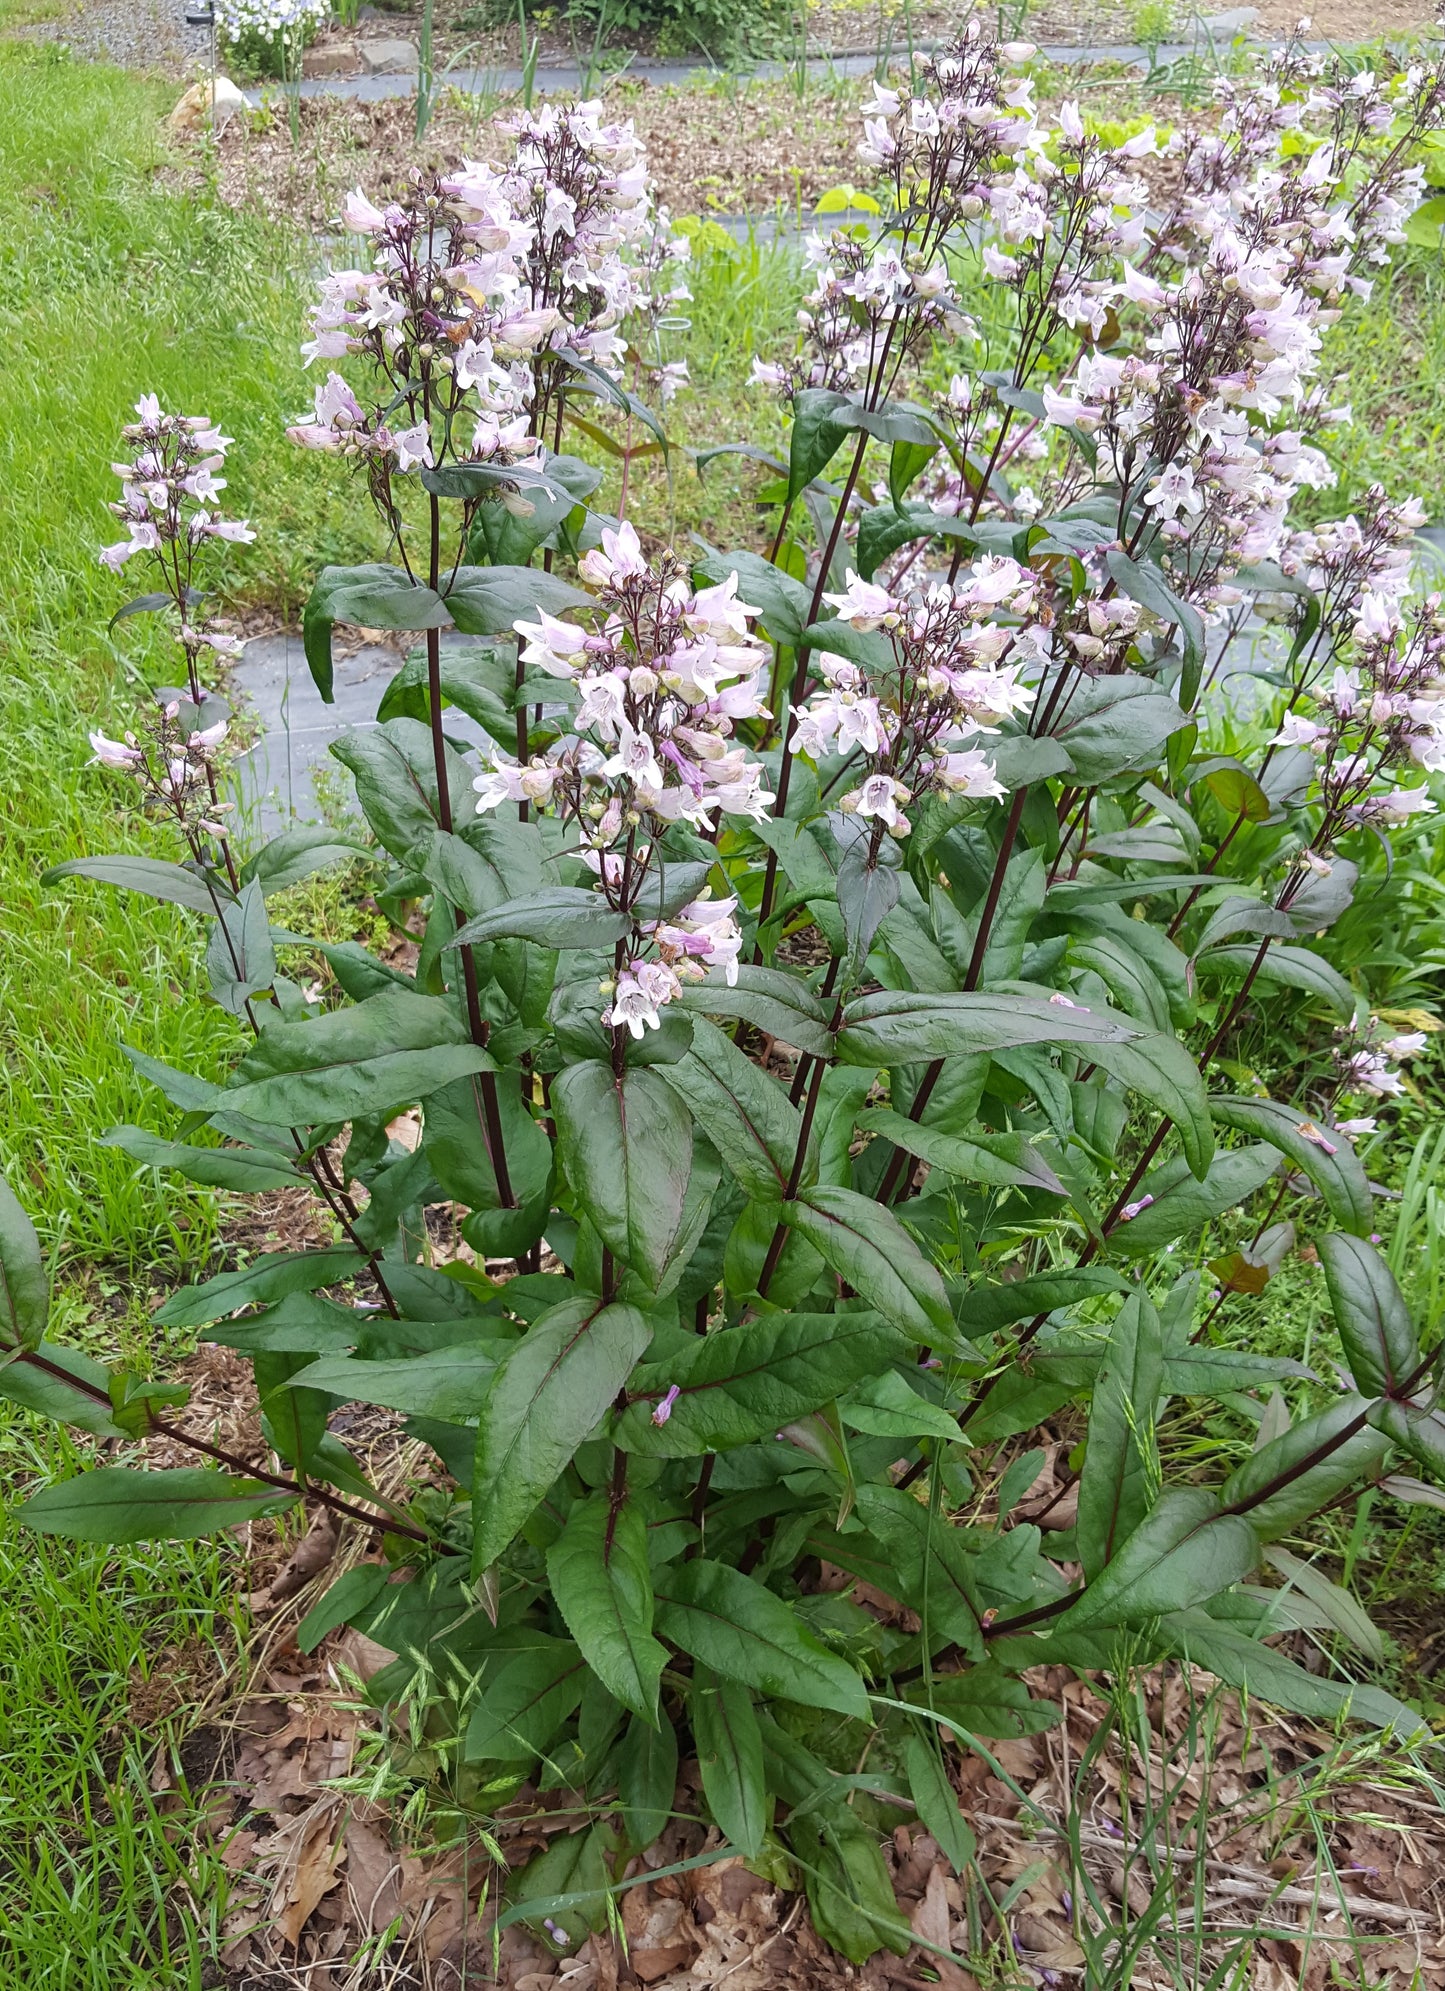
[19,0,212,75]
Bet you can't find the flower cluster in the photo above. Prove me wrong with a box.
[288,109,685,500]
[490,99,658,394]
[606,893,744,1038]
[1265,543,1445,830]
[100,397,254,575]
[473,525,770,1037]
[752,224,974,402]
[1334,1015,1430,1100]
[286,175,542,478]
[789,556,1039,834]
[1018,44,1445,605]
[751,25,1056,404]
[88,699,231,842]
[216,0,328,43]
[475,523,772,832]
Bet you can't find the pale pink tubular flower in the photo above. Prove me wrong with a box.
[88,730,141,768]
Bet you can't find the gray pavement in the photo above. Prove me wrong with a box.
[243,26,1281,105]
[227,631,494,834]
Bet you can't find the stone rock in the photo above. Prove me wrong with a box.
[359,36,419,72]
[167,75,246,133]
[301,38,360,76]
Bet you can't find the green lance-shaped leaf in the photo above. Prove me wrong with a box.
[1083,1033,1214,1180]
[256,1351,331,1476]
[615,1310,907,1457]
[957,1266,1131,1335]
[839,1368,967,1441]
[154,1248,364,1328]
[42,855,233,916]
[303,563,451,703]
[445,564,593,636]
[99,1128,303,1193]
[1049,671,1191,784]
[20,1466,298,1543]
[1369,1398,1445,1483]
[458,449,596,557]
[792,1805,913,1966]
[224,988,495,1125]
[330,719,472,860]
[1068,934,1173,1034]
[552,1063,694,1290]
[619,1711,679,1851]
[1108,1145,1279,1257]
[503,1821,612,1946]
[903,1735,976,1874]
[1076,1291,1164,1580]
[1059,1489,1260,1631]
[786,386,854,502]
[836,839,903,979]
[0,1342,125,1437]
[1319,1233,1422,1396]
[1163,1610,1422,1736]
[1194,943,1359,1021]
[290,1345,503,1422]
[1208,1096,1373,1236]
[296,1564,391,1654]
[238,825,371,898]
[856,1109,1066,1196]
[205,876,276,1016]
[903,1661,1060,1740]
[846,1482,986,1654]
[1105,550,1207,706]
[0,1170,47,1352]
[657,1015,813,1202]
[463,1639,586,1764]
[835,990,1141,1066]
[674,965,836,1060]
[1200,761,1273,824]
[450,886,631,953]
[691,1667,767,1857]
[653,1558,871,1719]
[546,1491,666,1724]
[782,1185,953,1345]
[1220,1397,1390,1540]
[471,1296,652,1572]
[963,844,1047,989]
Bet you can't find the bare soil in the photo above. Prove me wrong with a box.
[185,77,869,228]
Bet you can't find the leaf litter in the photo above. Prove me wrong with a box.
[79,1166,1445,1988]
[120,1324,1445,1988]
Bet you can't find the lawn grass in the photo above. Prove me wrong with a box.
[0,44,378,1270]
[0,44,373,1985]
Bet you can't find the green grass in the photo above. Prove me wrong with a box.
[0,45,376,1986]
[0,1415,245,1990]
[0,43,377,1271]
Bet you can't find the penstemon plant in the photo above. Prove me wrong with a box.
[10,30,1445,1965]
